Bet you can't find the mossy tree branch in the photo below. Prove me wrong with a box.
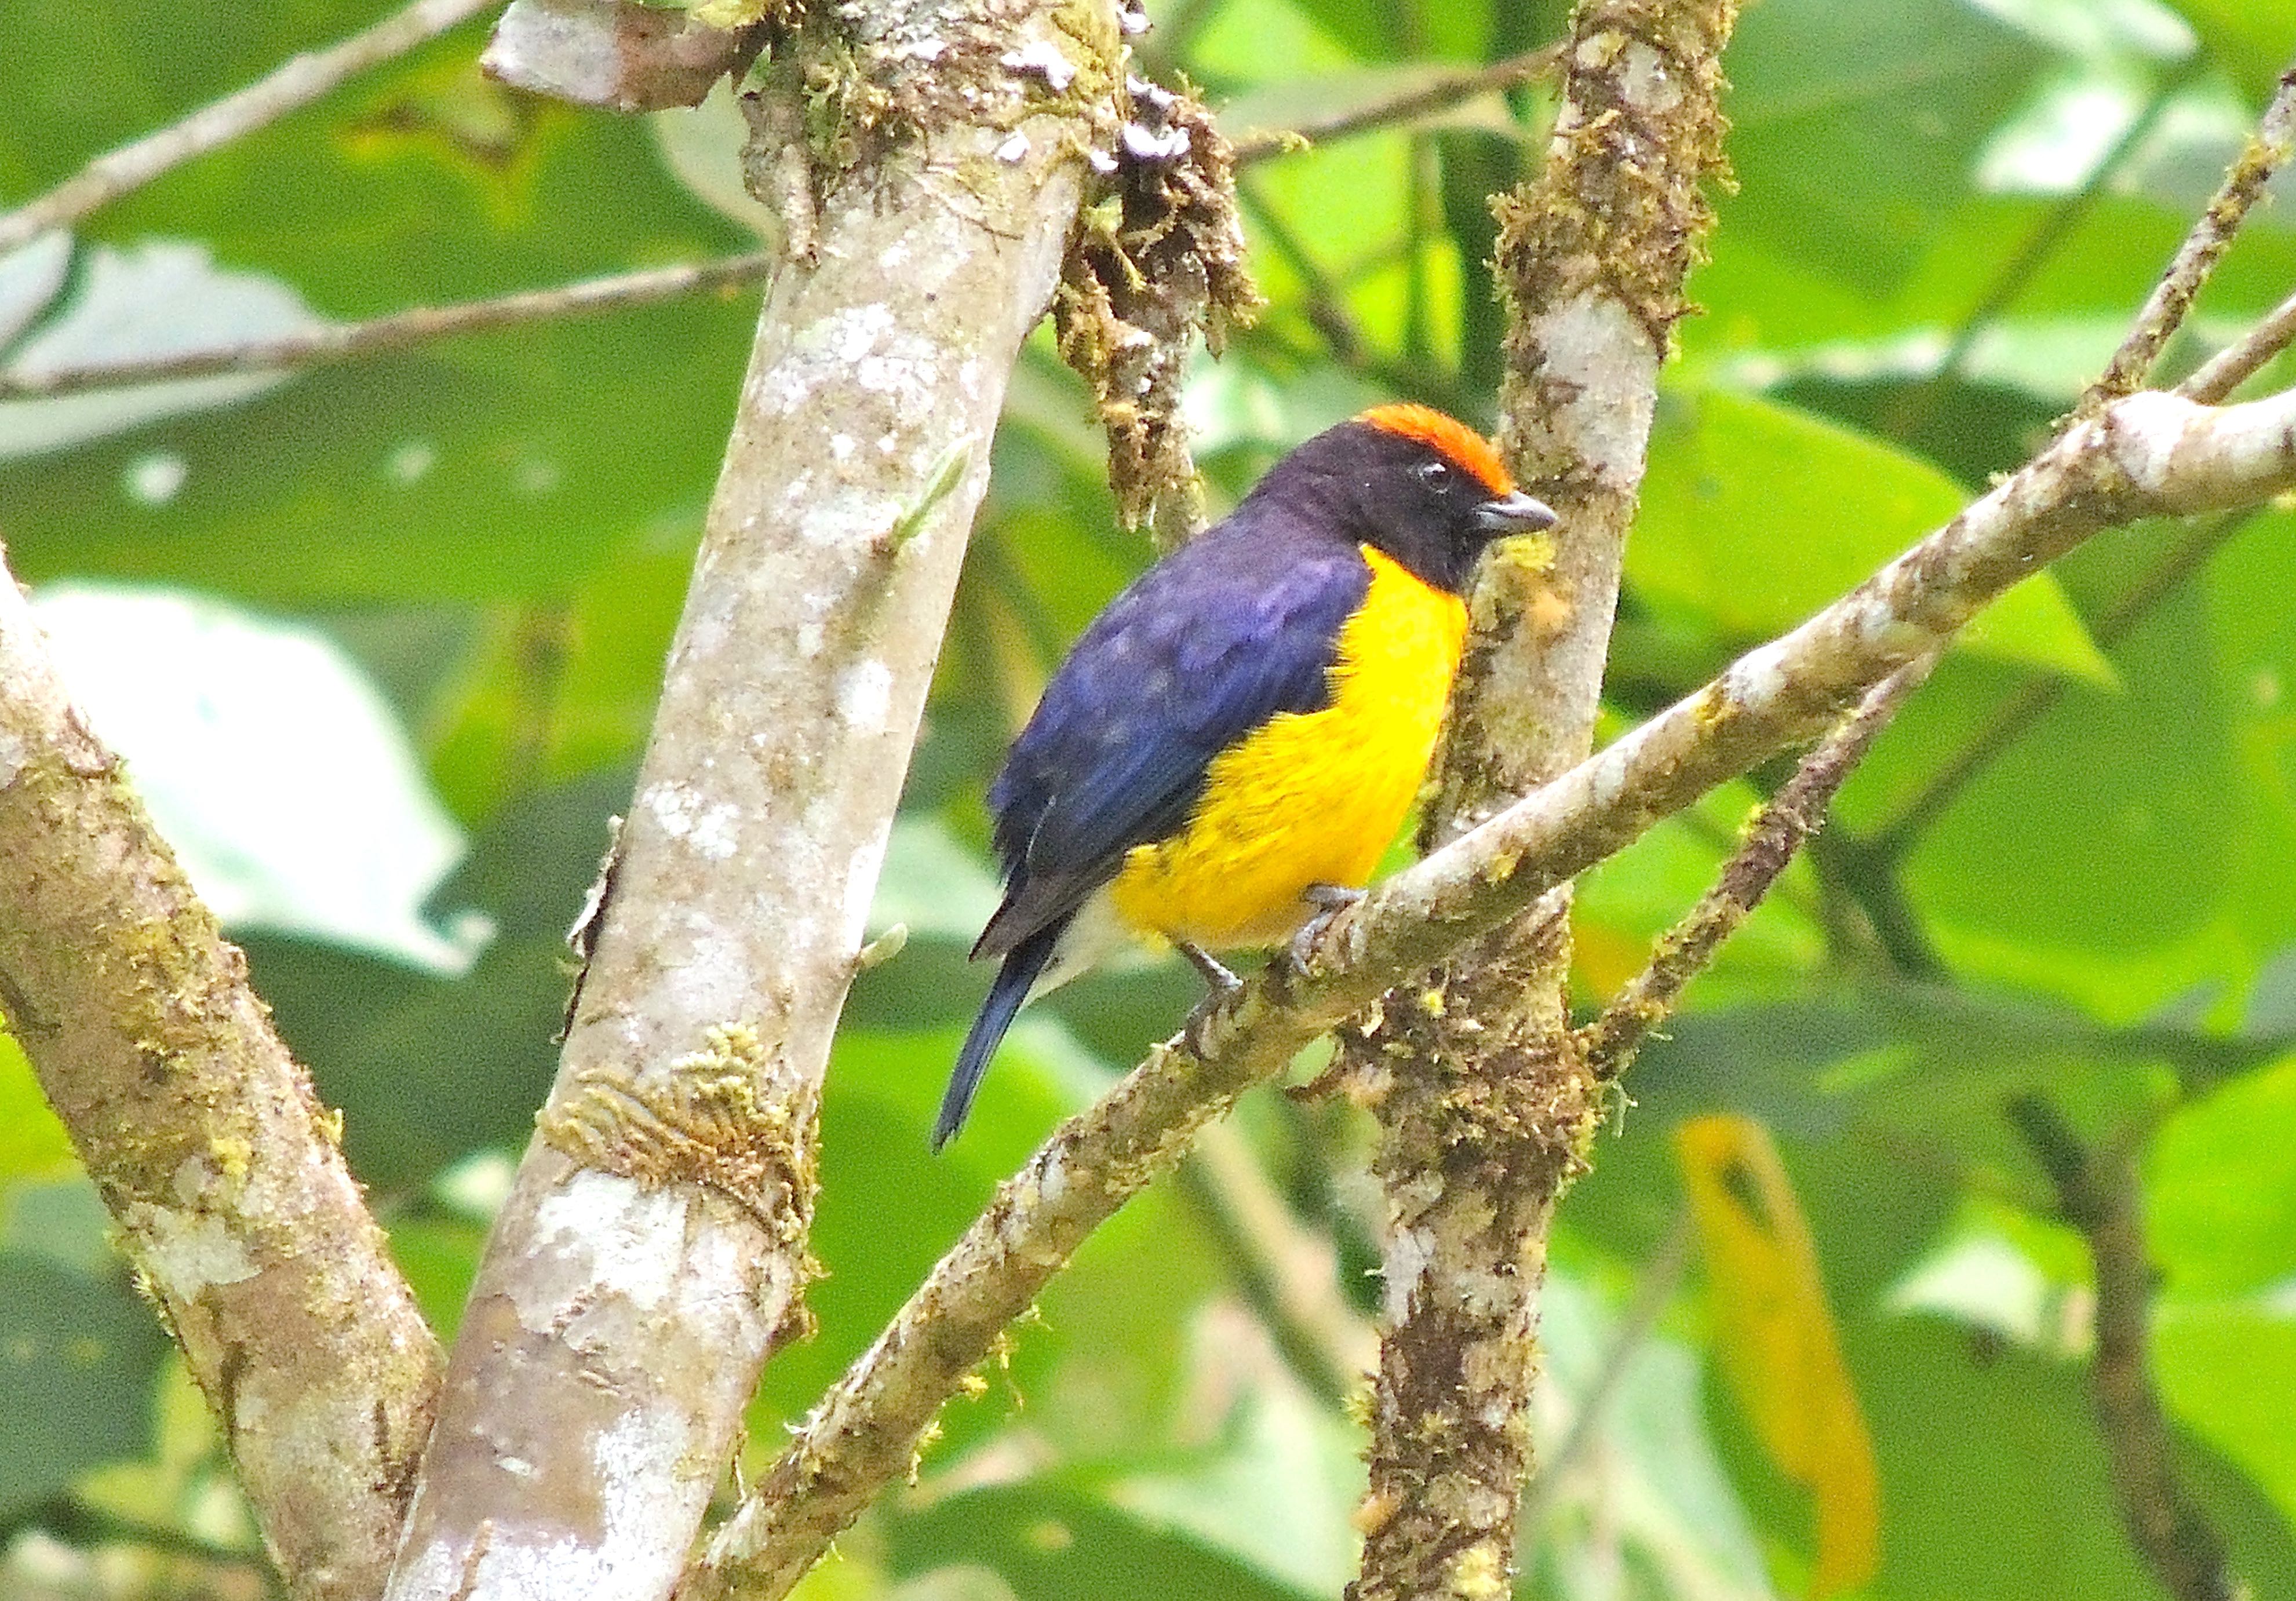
[1339,5,1737,1597]
[0,555,440,1601]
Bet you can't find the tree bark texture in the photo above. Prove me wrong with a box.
[0,562,441,1601]
[1343,6,1736,1598]
[380,5,1116,1598]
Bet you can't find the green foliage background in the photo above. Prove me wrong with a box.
[5,0,2296,1596]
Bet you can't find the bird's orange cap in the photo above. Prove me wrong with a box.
[1357,403,1515,497]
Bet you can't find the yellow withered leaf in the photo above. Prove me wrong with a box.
[1676,1114,1879,1598]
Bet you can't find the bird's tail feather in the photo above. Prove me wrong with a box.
[936,917,1067,1151]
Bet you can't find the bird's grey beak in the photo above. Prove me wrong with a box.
[1474,490,1559,533]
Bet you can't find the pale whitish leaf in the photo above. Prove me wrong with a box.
[1532,1272,1777,1601]
[652,82,781,243]
[868,815,1003,940]
[1965,0,2196,61]
[31,585,487,973]
[1709,314,2225,401]
[1180,359,1385,459]
[1977,69,2151,194]
[1887,1231,2092,1356]
[1110,1372,1363,1595]
[0,240,319,462]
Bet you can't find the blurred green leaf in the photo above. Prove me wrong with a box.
[1635,387,2112,680]
[886,1479,1321,1601]
[2150,1055,2296,1298]
[247,934,565,1191]
[2155,1298,2296,1532]
[0,1033,76,1191]
[0,1252,167,1517]
[1106,1369,1362,1595]
[1905,581,2237,960]
[2170,0,2296,99]
[0,239,315,461]
[1723,0,2050,293]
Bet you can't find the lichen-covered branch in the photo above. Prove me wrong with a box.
[682,366,2296,1601]
[1578,658,1933,1080]
[0,0,494,255]
[378,6,1120,1599]
[1055,67,1258,542]
[2007,1099,2239,1601]
[1343,5,1737,1596]
[0,553,440,1601]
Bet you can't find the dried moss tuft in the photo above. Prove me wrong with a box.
[1056,71,1260,544]
[539,1023,821,1249]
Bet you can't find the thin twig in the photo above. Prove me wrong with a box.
[2006,1097,2239,1601]
[1230,46,1558,167]
[2180,284,2296,404]
[0,0,495,257]
[1578,658,1937,1080]
[0,253,777,399]
[1518,1212,1693,1531]
[2082,60,2296,411]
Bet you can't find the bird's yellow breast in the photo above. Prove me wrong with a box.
[1109,546,1468,949]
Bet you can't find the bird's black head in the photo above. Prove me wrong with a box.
[1242,403,1558,593]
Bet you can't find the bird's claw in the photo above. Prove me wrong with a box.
[1178,940,1242,1055]
[1288,882,1365,972]
[1178,939,1244,995]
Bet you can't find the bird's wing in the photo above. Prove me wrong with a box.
[973,526,1369,960]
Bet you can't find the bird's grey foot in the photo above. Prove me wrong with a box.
[1177,939,1243,995]
[1289,882,1366,971]
[1177,940,1243,1055]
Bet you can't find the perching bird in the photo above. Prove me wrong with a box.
[935,404,1556,1148]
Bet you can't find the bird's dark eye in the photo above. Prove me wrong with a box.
[1416,459,1453,489]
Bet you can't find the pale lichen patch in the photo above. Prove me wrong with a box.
[130,1202,260,1296]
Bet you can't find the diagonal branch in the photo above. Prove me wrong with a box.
[1578,657,1936,1081]
[2181,282,2296,404]
[0,550,440,1601]
[0,0,495,257]
[680,370,2296,1601]
[2082,60,2296,411]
